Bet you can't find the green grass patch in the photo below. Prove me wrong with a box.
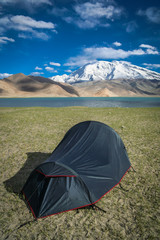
[0,107,160,239]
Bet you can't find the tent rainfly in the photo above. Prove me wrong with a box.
[22,121,131,219]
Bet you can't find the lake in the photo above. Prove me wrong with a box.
[0,97,160,108]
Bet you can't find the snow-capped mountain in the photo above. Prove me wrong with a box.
[51,61,160,83]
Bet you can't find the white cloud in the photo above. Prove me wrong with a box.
[25,0,52,5]
[75,2,123,20]
[0,5,2,14]
[84,47,146,59]
[146,49,159,55]
[137,7,160,24]
[30,72,44,76]
[0,16,10,33]
[50,62,61,66]
[139,44,159,55]
[65,69,72,73]
[0,73,12,79]
[45,66,57,73]
[126,21,138,33]
[35,66,42,70]
[143,63,160,69]
[0,15,56,40]
[64,55,96,67]
[63,1,124,29]
[113,41,122,47]
[131,49,147,56]
[18,31,50,41]
[0,0,52,6]
[11,15,55,29]
[0,36,15,44]
[45,66,53,71]
[65,45,159,67]
[0,1,52,15]
[68,18,104,29]
[139,44,156,50]
[51,7,68,17]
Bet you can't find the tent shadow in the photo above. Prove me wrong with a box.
[4,152,51,194]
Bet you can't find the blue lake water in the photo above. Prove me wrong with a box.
[0,97,160,108]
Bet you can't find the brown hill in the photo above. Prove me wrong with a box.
[0,73,80,97]
[72,79,160,97]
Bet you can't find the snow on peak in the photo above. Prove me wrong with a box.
[51,61,160,83]
[50,74,69,83]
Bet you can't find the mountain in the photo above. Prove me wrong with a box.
[0,73,79,97]
[50,61,160,96]
[73,79,160,97]
[0,67,160,97]
[51,61,160,83]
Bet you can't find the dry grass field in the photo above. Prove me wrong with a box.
[0,107,160,239]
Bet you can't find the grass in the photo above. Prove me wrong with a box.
[0,106,160,240]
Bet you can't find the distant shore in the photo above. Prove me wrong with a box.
[0,95,160,98]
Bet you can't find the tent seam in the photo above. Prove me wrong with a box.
[38,166,131,219]
[23,166,131,219]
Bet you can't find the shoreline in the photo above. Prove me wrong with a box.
[0,97,160,108]
[0,96,160,98]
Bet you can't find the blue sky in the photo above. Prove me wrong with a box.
[0,0,160,78]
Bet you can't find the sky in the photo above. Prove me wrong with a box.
[0,0,160,79]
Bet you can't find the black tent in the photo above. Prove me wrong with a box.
[22,121,131,219]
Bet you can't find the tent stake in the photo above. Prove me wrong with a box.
[131,166,136,172]
[5,219,37,240]
[119,183,129,192]
[92,204,106,213]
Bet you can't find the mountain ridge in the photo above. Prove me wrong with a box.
[51,61,160,83]
[0,61,160,97]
